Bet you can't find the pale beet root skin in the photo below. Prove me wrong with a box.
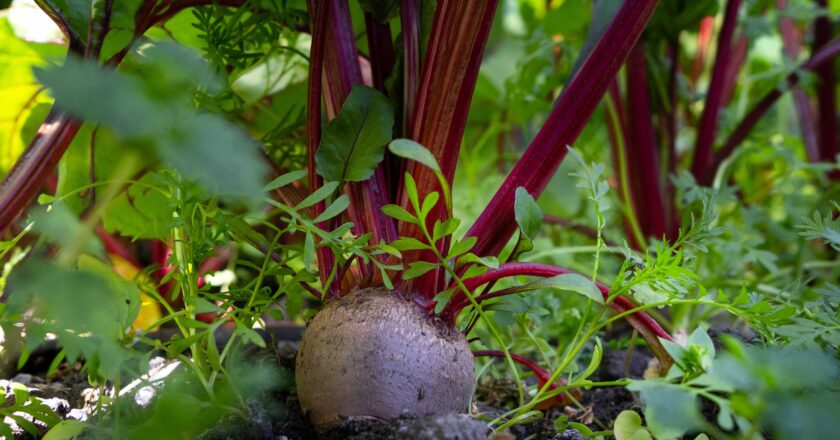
[295,287,475,429]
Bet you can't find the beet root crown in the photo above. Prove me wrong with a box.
[295,287,475,429]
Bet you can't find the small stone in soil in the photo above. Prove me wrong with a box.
[556,429,589,440]
[395,414,488,440]
[10,374,33,385]
[320,413,489,440]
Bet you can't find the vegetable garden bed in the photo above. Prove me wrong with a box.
[1,0,838,439]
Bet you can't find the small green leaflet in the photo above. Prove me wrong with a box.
[614,410,652,440]
[316,86,394,182]
[381,204,418,223]
[514,187,542,240]
[403,261,438,279]
[500,273,603,304]
[313,195,349,223]
[447,236,477,259]
[297,181,339,209]
[433,218,460,241]
[388,139,441,173]
[265,170,307,191]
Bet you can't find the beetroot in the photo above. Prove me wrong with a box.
[295,288,475,428]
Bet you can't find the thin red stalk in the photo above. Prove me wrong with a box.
[361,13,401,245]
[720,35,748,106]
[710,38,840,175]
[444,262,671,340]
[624,42,668,240]
[466,0,660,259]
[691,0,741,181]
[400,0,421,128]
[398,0,499,298]
[473,350,579,408]
[363,13,396,92]
[792,89,821,163]
[319,0,362,117]
[690,16,715,86]
[406,0,499,181]
[444,262,673,368]
[813,0,838,170]
[778,0,820,162]
[305,0,337,294]
[314,0,396,276]
[0,111,81,233]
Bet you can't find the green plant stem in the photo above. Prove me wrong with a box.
[497,294,752,430]
[56,153,139,267]
[605,94,646,248]
[418,213,526,405]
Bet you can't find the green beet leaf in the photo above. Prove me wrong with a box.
[315,86,394,183]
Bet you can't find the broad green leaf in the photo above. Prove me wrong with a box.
[55,120,93,214]
[315,86,394,182]
[28,203,105,259]
[483,295,528,313]
[539,273,603,304]
[0,18,64,177]
[77,254,142,330]
[627,381,703,440]
[102,173,171,240]
[34,55,165,138]
[230,39,309,104]
[32,0,144,61]
[514,187,542,240]
[388,139,441,173]
[7,259,140,381]
[35,51,267,202]
[156,113,267,201]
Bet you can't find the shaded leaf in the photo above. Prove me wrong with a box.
[514,186,542,240]
[315,86,394,182]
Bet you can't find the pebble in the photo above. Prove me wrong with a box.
[10,373,33,385]
[394,414,489,440]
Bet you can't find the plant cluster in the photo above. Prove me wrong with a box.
[0,0,838,439]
